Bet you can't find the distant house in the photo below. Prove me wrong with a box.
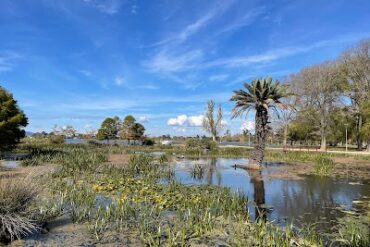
[161,140,172,145]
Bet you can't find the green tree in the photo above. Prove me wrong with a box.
[288,108,319,145]
[231,78,290,169]
[120,115,145,140]
[96,117,120,140]
[360,100,370,151]
[291,61,345,151]
[340,39,370,150]
[0,87,28,152]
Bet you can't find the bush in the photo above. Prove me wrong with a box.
[185,138,218,151]
[49,135,65,144]
[314,155,335,175]
[87,140,103,146]
[0,176,39,242]
[143,139,155,146]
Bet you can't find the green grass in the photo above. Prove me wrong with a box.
[313,155,335,175]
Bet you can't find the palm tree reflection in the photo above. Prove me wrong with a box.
[248,170,266,221]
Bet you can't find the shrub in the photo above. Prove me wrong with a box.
[314,155,335,175]
[0,176,39,242]
[185,138,218,151]
[49,135,65,144]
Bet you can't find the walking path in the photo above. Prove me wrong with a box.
[220,144,370,156]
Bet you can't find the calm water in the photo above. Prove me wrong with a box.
[0,160,20,169]
[173,158,370,230]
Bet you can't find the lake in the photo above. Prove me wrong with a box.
[173,157,370,232]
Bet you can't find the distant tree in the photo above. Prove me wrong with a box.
[340,39,370,150]
[360,100,370,151]
[291,62,345,151]
[231,78,290,169]
[120,115,145,141]
[275,88,297,147]
[202,100,224,141]
[288,109,319,145]
[97,117,120,140]
[0,87,28,152]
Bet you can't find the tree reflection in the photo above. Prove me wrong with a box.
[206,158,221,185]
[248,170,266,221]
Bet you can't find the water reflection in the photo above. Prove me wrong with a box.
[248,170,266,221]
[173,158,370,230]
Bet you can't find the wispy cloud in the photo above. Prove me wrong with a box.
[148,1,235,48]
[114,75,125,86]
[82,0,122,15]
[78,69,93,77]
[216,7,266,35]
[0,51,21,73]
[145,49,203,73]
[209,74,229,82]
[209,35,369,68]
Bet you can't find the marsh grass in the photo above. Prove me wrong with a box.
[314,155,335,175]
[190,163,204,180]
[332,215,370,247]
[0,175,39,242]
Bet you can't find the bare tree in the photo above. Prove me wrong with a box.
[274,91,298,147]
[291,61,345,151]
[340,39,370,149]
[202,100,224,142]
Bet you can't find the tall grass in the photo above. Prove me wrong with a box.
[314,155,335,175]
[0,175,39,242]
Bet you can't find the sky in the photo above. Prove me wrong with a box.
[1,0,369,137]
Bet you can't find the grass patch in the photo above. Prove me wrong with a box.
[314,155,335,175]
[0,175,39,242]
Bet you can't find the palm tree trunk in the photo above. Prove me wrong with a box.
[249,108,268,168]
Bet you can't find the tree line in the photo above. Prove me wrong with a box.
[280,39,370,151]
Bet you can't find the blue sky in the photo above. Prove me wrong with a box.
[1,0,369,136]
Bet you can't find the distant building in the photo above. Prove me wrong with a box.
[161,140,172,145]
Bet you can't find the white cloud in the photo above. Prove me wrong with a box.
[138,116,149,123]
[168,114,204,127]
[241,121,255,133]
[114,76,125,86]
[168,114,188,126]
[188,115,204,126]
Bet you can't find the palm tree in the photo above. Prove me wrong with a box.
[231,77,291,169]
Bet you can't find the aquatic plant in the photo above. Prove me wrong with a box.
[314,155,335,175]
[333,215,370,247]
[190,163,205,180]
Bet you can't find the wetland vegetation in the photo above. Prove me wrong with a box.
[0,140,368,246]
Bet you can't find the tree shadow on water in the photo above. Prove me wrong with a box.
[248,170,267,221]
